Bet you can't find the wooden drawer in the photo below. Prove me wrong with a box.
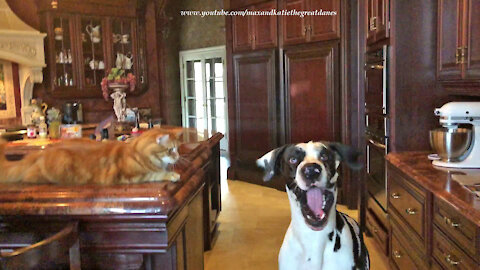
[434,197,478,261]
[366,209,388,255]
[388,169,426,240]
[433,227,478,270]
[390,233,417,270]
[432,259,443,270]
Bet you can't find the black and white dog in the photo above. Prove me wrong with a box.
[257,142,369,270]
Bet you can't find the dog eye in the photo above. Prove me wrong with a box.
[289,157,298,164]
[320,154,329,161]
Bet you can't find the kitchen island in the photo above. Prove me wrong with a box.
[0,127,223,270]
[386,152,480,269]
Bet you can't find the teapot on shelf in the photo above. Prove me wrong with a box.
[86,24,101,43]
[124,53,133,69]
[115,53,125,69]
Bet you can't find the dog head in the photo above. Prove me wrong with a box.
[257,142,361,231]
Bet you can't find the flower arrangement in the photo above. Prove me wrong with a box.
[101,68,136,101]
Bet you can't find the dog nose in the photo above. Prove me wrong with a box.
[302,163,322,180]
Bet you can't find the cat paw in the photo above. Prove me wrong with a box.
[166,172,181,182]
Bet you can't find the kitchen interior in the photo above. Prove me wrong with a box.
[0,0,479,269]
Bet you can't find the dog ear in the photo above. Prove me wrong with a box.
[329,143,362,170]
[256,145,290,182]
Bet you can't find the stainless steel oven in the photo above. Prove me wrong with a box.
[365,45,387,115]
[365,45,389,211]
[366,134,388,210]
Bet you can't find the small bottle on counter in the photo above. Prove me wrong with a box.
[38,116,48,139]
[27,124,37,139]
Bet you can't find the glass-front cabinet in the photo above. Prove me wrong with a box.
[39,1,147,99]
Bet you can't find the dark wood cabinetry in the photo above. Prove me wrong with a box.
[232,1,277,52]
[280,0,340,46]
[387,166,430,270]
[386,153,480,270]
[232,50,277,167]
[438,0,480,91]
[284,42,339,143]
[38,0,148,99]
[366,0,389,45]
[227,1,344,191]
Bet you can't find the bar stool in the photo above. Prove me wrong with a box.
[0,222,81,270]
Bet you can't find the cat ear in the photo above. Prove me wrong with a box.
[156,134,170,145]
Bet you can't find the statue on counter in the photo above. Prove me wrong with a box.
[110,87,127,122]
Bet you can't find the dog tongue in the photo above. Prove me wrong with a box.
[306,188,324,218]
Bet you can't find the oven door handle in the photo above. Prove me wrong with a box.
[368,139,386,150]
[369,64,384,70]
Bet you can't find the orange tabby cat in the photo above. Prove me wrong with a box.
[0,128,181,185]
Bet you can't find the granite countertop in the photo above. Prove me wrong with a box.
[0,128,223,218]
[386,152,480,227]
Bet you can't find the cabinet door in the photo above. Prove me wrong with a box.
[437,0,463,80]
[281,0,308,46]
[308,0,340,42]
[253,1,278,50]
[465,0,480,79]
[47,14,78,93]
[284,43,339,143]
[232,13,252,52]
[233,50,277,163]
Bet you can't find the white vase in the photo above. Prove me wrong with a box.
[109,83,129,122]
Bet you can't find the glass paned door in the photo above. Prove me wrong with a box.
[180,47,228,152]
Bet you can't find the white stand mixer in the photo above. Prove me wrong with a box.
[432,102,480,168]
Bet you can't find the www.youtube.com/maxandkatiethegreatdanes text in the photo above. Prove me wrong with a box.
[180,9,337,18]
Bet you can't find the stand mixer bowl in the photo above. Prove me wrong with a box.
[430,128,473,162]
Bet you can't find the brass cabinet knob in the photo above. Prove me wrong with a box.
[405,208,417,215]
[393,250,402,259]
[391,193,401,199]
[443,216,461,228]
[445,254,460,266]
[456,47,461,64]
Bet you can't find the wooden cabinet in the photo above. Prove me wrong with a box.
[433,228,478,270]
[437,0,480,90]
[366,0,389,45]
[232,1,277,52]
[284,42,339,143]
[387,158,480,270]
[387,165,430,269]
[229,50,280,189]
[280,0,340,46]
[38,0,148,99]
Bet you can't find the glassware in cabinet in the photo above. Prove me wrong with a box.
[52,16,76,89]
[80,17,106,89]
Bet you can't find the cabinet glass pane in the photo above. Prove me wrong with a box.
[111,19,135,74]
[53,17,75,88]
[81,18,105,88]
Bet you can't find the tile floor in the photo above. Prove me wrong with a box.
[204,179,390,270]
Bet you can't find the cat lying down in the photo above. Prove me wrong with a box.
[0,129,181,185]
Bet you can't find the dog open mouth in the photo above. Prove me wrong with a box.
[299,187,335,231]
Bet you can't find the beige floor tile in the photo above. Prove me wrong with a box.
[205,180,390,270]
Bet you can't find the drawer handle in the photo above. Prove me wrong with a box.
[445,254,460,266]
[393,250,402,258]
[444,217,461,228]
[391,193,401,199]
[405,208,417,215]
